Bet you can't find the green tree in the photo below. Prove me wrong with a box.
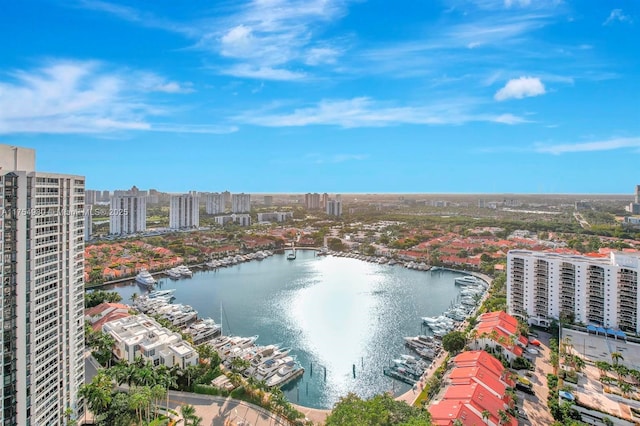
[325,393,432,426]
[442,331,467,354]
[611,352,624,366]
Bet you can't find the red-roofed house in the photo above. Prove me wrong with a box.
[429,399,486,426]
[85,303,131,331]
[471,311,527,362]
[431,382,517,426]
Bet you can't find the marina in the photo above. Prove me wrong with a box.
[102,249,483,409]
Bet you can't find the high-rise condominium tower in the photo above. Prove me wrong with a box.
[170,192,199,229]
[0,144,85,425]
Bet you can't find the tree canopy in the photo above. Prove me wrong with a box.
[325,393,432,426]
[442,331,467,354]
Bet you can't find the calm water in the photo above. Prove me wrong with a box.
[102,250,467,409]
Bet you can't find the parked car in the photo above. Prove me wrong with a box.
[527,348,539,355]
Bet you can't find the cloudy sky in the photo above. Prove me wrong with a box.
[1,0,638,193]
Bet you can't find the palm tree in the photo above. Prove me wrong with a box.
[620,382,633,398]
[573,355,585,373]
[130,292,138,303]
[79,371,113,418]
[481,409,491,425]
[150,384,166,419]
[180,404,197,426]
[497,409,511,425]
[615,364,629,382]
[596,361,612,377]
[64,407,77,426]
[452,420,464,426]
[129,387,150,425]
[611,352,624,366]
[628,368,640,385]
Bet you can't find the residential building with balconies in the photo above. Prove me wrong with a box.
[507,250,640,333]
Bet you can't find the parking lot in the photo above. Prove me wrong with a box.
[561,328,640,370]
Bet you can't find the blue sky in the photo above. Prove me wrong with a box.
[1,0,638,193]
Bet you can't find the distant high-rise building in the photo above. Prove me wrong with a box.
[626,184,640,214]
[321,193,329,209]
[147,189,160,204]
[204,192,225,214]
[85,189,98,204]
[263,195,273,207]
[222,191,231,206]
[214,214,251,227]
[0,144,85,426]
[85,205,92,241]
[232,193,251,213]
[326,195,342,217]
[110,187,147,235]
[101,190,110,202]
[304,193,321,209]
[170,192,200,229]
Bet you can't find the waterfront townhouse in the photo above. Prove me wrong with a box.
[470,311,527,362]
[429,350,517,426]
[507,250,640,333]
[103,314,199,368]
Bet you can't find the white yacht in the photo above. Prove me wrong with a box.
[175,265,193,277]
[135,269,156,288]
[266,360,304,387]
[166,268,181,279]
[255,356,295,382]
[148,289,175,299]
[454,275,482,286]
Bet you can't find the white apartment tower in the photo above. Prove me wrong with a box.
[232,193,251,213]
[204,192,225,215]
[0,145,85,426]
[170,192,199,229]
[507,250,640,333]
[326,195,342,217]
[109,188,147,235]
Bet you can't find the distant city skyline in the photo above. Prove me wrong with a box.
[1,1,638,193]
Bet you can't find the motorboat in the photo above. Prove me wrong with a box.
[454,275,482,286]
[255,356,295,382]
[266,360,304,387]
[135,269,156,288]
[175,265,193,277]
[166,268,181,279]
[383,366,417,385]
[148,289,175,299]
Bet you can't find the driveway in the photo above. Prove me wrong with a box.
[519,330,554,426]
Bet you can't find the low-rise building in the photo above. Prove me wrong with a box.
[429,350,517,426]
[470,311,527,361]
[214,213,251,227]
[85,303,131,331]
[103,314,199,368]
[257,211,293,223]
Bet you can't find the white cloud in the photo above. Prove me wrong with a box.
[307,153,369,164]
[494,76,546,101]
[504,0,531,7]
[220,65,307,81]
[200,0,349,79]
[534,137,640,155]
[0,60,232,135]
[235,97,528,128]
[603,9,632,25]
